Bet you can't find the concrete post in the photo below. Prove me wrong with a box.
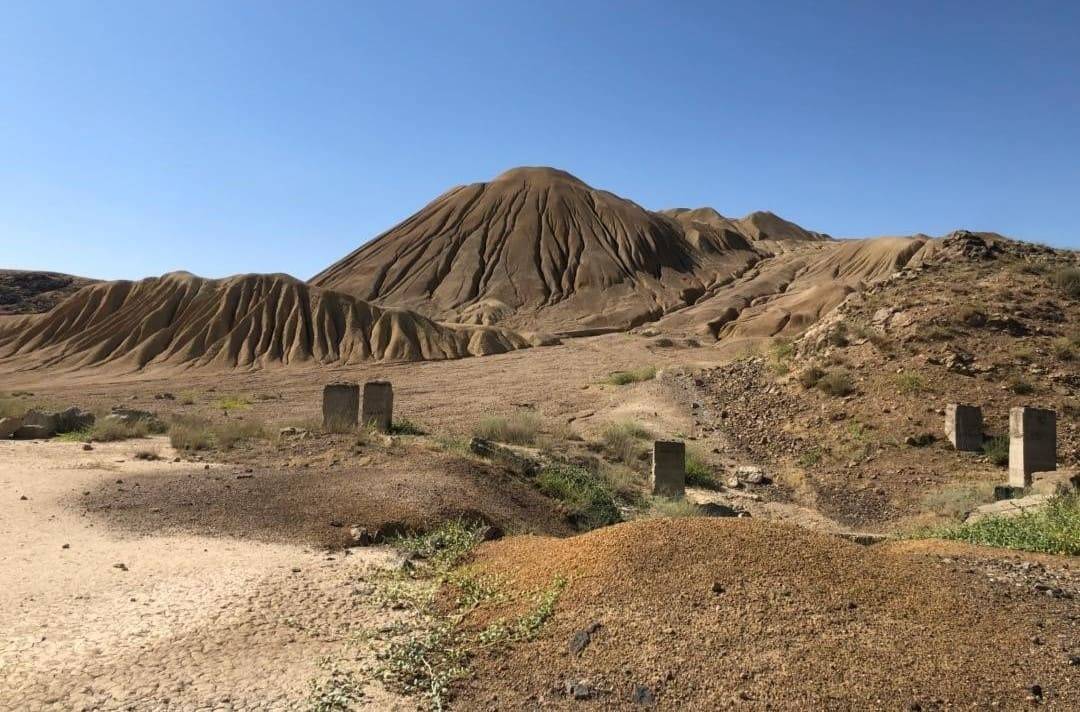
[945,404,983,452]
[652,440,686,498]
[362,381,394,432]
[322,382,359,432]
[1008,407,1056,487]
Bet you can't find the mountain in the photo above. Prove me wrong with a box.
[312,167,765,335]
[0,272,532,372]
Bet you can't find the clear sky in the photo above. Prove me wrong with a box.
[2,1,1078,280]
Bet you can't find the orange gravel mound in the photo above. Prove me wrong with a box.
[0,271,531,371]
[457,518,1076,709]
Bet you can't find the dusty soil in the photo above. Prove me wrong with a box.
[84,433,573,548]
[0,438,414,711]
[455,518,1079,710]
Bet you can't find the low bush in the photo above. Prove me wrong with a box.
[213,395,251,411]
[473,412,541,445]
[895,372,926,395]
[982,435,1009,467]
[920,482,997,520]
[650,497,703,518]
[797,366,825,389]
[1051,266,1080,298]
[88,418,149,442]
[685,448,720,489]
[1009,378,1035,395]
[604,365,657,386]
[214,419,267,449]
[922,492,1079,556]
[601,419,653,465]
[535,464,621,530]
[390,418,426,435]
[817,370,855,397]
[168,415,266,450]
[0,396,28,419]
[1051,337,1075,361]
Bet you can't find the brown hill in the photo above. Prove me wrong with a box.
[0,272,532,372]
[0,269,98,315]
[312,167,763,335]
[662,206,829,251]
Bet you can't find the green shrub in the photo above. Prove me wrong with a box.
[393,519,488,573]
[605,365,657,385]
[1051,337,1075,361]
[1051,267,1080,298]
[923,492,1080,555]
[817,370,855,397]
[982,436,1009,467]
[473,412,541,445]
[797,366,825,389]
[685,448,719,489]
[535,464,621,530]
[213,395,251,411]
[390,418,426,435]
[895,372,926,395]
[601,419,653,465]
[1009,378,1035,395]
[214,419,267,449]
[169,416,214,450]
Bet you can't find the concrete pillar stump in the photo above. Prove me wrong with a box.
[1009,407,1056,487]
[945,404,983,452]
[362,381,394,432]
[322,382,359,432]
[652,440,686,498]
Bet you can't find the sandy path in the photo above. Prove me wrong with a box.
[0,438,412,711]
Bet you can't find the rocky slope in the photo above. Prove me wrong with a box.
[0,269,97,315]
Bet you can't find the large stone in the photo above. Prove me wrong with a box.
[362,381,394,432]
[652,440,686,498]
[13,424,52,440]
[21,409,58,436]
[322,382,359,432]
[0,416,23,439]
[1009,407,1056,487]
[945,404,983,451]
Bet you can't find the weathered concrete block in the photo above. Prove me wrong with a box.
[362,381,394,432]
[322,382,359,431]
[1009,407,1056,487]
[945,404,982,451]
[652,440,686,498]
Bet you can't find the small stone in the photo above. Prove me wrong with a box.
[113,563,128,571]
[565,680,593,700]
[82,444,93,451]
[711,581,726,594]
[19,495,28,501]
[61,543,70,549]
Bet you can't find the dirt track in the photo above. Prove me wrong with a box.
[0,438,413,711]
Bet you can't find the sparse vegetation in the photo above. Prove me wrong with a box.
[473,412,540,445]
[393,519,488,575]
[133,448,162,461]
[167,415,266,450]
[920,482,997,520]
[649,496,703,518]
[535,464,621,530]
[982,436,1009,467]
[895,372,926,395]
[604,365,657,385]
[1051,336,1075,361]
[599,463,646,504]
[922,492,1080,556]
[956,305,987,327]
[600,419,652,465]
[390,418,426,435]
[797,447,823,467]
[797,366,825,389]
[685,447,719,489]
[88,418,150,442]
[767,338,794,375]
[816,369,855,397]
[306,658,366,712]
[0,396,28,419]
[213,394,251,411]
[1050,266,1080,298]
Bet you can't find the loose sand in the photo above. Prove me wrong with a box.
[0,438,413,711]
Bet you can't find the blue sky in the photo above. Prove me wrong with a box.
[2,1,1078,280]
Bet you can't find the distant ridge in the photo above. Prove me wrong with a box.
[0,272,532,372]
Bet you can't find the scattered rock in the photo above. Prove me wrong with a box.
[112,563,128,571]
[349,526,376,546]
[568,621,601,655]
[82,443,93,451]
[904,433,936,448]
[565,680,594,700]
